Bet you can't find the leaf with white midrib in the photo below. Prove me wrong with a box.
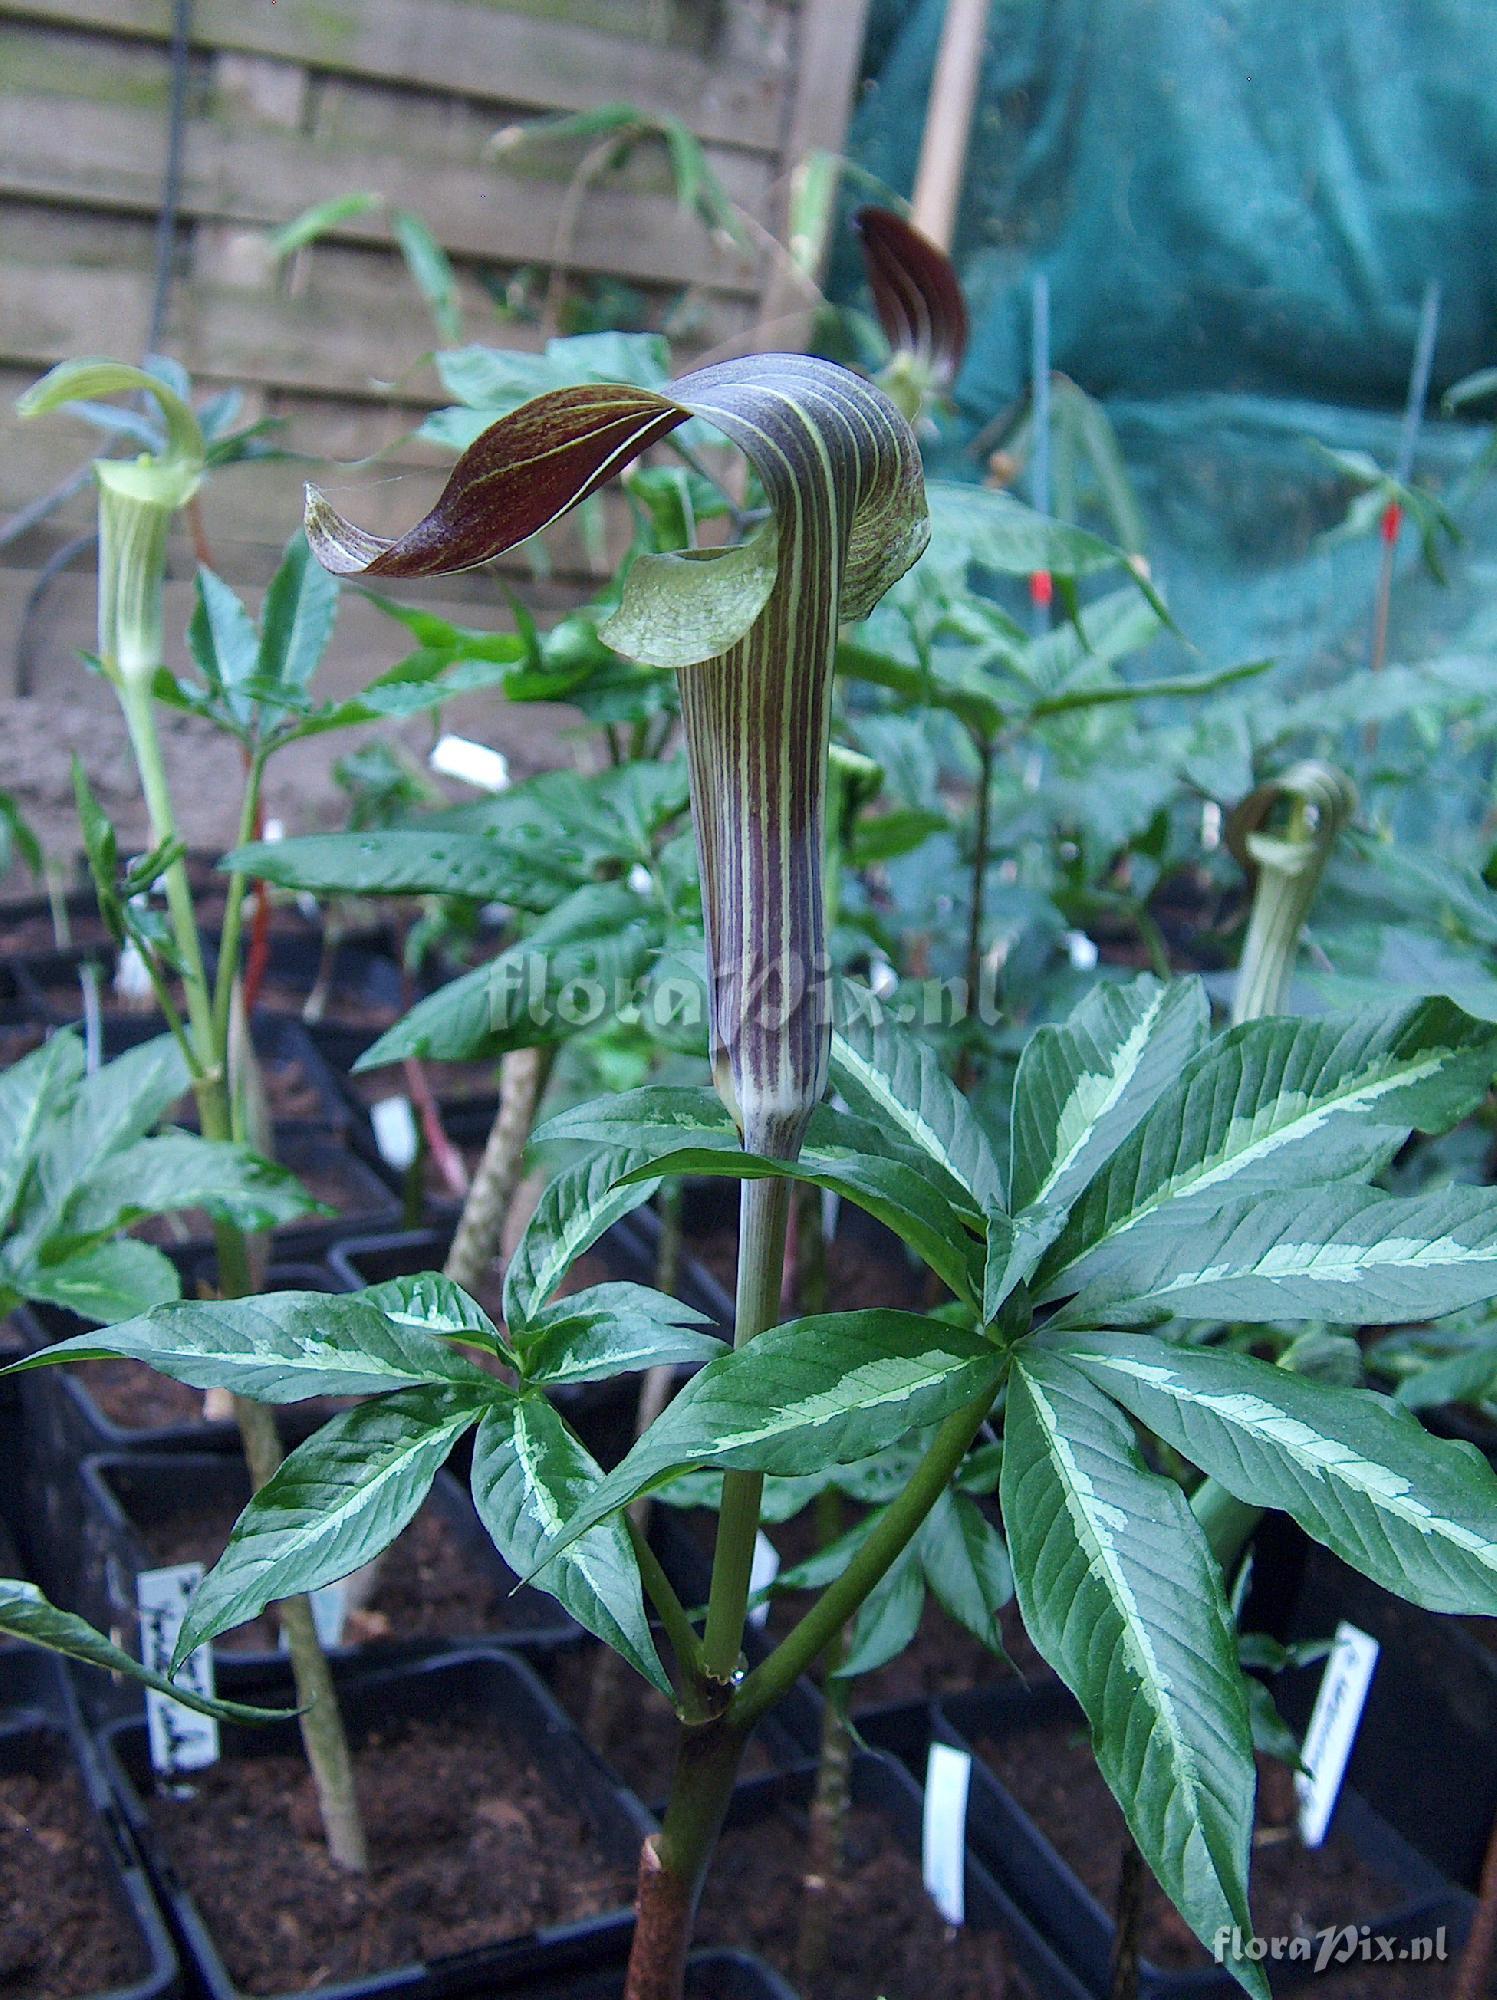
[1038,998,1497,1300]
[1002,1348,1263,1997]
[1053,1330,1497,1615]
[5,1291,497,1402]
[470,1398,670,1695]
[525,1309,1004,1573]
[1059,1181,1497,1327]
[175,1385,487,1661]
[830,1000,1005,1213]
[503,1145,660,1329]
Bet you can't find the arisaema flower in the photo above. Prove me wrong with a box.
[306,354,928,1168]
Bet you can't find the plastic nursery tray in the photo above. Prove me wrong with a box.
[935,1679,1467,1998]
[100,1648,654,2000]
[13,1259,355,1601]
[712,1745,1091,2000]
[75,1455,580,1700]
[1,1664,182,2000]
[102,1011,353,1138]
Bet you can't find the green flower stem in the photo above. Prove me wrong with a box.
[700,1173,791,1684]
[116,674,218,1064]
[212,746,269,1061]
[732,1379,997,1732]
[115,649,366,1872]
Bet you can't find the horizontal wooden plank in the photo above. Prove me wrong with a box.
[0,90,765,295]
[0,0,790,152]
[0,250,752,403]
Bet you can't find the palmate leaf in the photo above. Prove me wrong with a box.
[1038,998,1497,1301]
[517,1282,721,1387]
[356,883,658,1068]
[175,1384,490,1662]
[0,1581,292,1725]
[1000,976,1209,1307]
[1002,1348,1263,1997]
[527,1311,1005,1570]
[470,1396,670,1696]
[4,1290,496,1402]
[1060,1182,1497,1328]
[503,1146,661,1330]
[1052,1331,1497,1616]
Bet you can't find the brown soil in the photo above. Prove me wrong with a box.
[0,1756,146,1999]
[139,1489,540,1652]
[1,909,110,955]
[697,1793,1034,2000]
[975,1721,1412,1977]
[73,1357,219,1434]
[148,1708,633,1994]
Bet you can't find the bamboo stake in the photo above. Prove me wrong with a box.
[910,0,993,252]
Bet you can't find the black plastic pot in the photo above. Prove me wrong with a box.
[73,1454,581,1701]
[100,1648,654,2000]
[0,1657,182,2000]
[935,1679,1466,1997]
[519,1946,798,1997]
[14,1258,358,1602]
[1274,1537,1497,1895]
[706,1745,1091,2000]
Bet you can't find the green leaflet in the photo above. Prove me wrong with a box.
[913,1488,1013,1654]
[503,1146,661,1330]
[54,1134,322,1241]
[17,1240,181,1321]
[175,1385,489,1662]
[517,1282,721,1387]
[356,883,656,1068]
[1039,998,1497,1300]
[1060,1182,1497,1327]
[470,1397,670,1697]
[0,1581,291,1725]
[352,1272,512,1361]
[835,1543,925,1679]
[525,1310,1004,1572]
[1003,1349,1262,1997]
[1053,1330,1497,1614]
[5,1290,496,1402]
[0,1035,85,1231]
[1009,976,1210,1222]
[829,996,1006,1214]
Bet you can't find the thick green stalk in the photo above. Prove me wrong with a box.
[701,1174,791,1683]
[733,1381,996,1731]
[212,747,268,1057]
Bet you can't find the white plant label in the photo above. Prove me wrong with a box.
[922,1741,971,1926]
[747,1531,780,1630]
[308,1580,352,1648]
[137,1564,219,1776]
[371,1094,419,1172]
[431,734,510,793]
[1295,1620,1379,1848]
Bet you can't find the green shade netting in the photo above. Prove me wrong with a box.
[830,0,1497,684]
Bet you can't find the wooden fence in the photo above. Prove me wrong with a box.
[0,0,870,697]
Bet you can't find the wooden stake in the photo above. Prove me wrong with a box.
[911,0,993,251]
